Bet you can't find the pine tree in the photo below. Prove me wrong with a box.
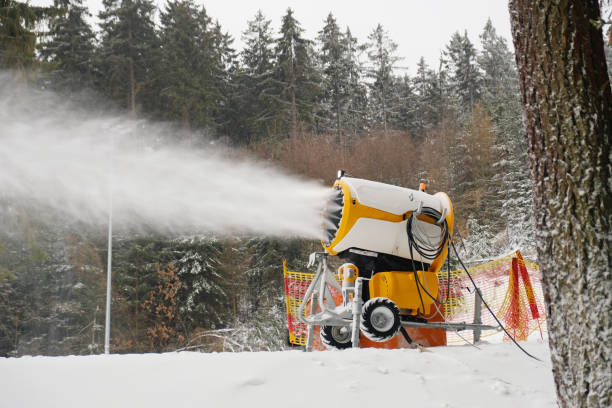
[235,10,276,143]
[241,10,274,79]
[0,222,21,356]
[342,27,368,136]
[232,237,308,349]
[461,218,495,261]
[272,8,321,136]
[461,103,502,228]
[365,24,400,132]
[110,236,164,352]
[173,238,228,332]
[477,19,534,251]
[317,13,348,136]
[41,0,96,92]
[155,1,222,133]
[413,57,440,131]
[389,73,417,132]
[97,0,159,114]
[63,233,106,354]
[0,0,60,73]
[412,57,430,133]
[316,17,368,138]
[444,30,481,112]
[210,21,239,139]
[0,257,17,356]
[413,56,454,132]
[478,19,516,100]
[0,205,104,356]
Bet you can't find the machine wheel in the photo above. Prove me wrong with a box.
[360,297,401,342]
[320,325,352,349]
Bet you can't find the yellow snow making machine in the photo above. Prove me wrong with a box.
[298,171,454,349]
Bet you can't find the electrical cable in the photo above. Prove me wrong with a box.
[450,240,542,362]
[419,268,477,349]
[406,207,449,261]
[419,265,478,349]
[454,329,482,350]
[415,270,444,305]
[406,207,449,307]
[413,236,479,349]
[409,247,427,316]
[405,205,542,359]
[413,233,475,349]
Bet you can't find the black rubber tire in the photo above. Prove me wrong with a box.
[320,325,353,349]
[360,297,401,342]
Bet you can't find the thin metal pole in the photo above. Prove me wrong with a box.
[104,201,112,354]
[104,137,114,355]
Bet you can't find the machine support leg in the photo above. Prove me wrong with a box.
[305,292,316,352]
[305,324,314,352]
[351,278,364,348]
[473,288,483,343]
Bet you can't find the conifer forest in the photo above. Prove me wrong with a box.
[0,0,611,358]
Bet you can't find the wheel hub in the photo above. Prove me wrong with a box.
[331,326,351,343]
[370,307,394,332]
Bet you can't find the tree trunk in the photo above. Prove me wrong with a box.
[291,91,297,137]
[509,1,612,407]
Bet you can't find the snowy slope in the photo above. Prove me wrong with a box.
[0,340,555,408]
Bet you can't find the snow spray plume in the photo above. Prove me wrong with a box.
[0,74,329,239]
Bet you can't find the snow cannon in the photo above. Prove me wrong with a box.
[298,172,454,349]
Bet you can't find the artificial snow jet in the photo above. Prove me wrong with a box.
[297,171,495,350]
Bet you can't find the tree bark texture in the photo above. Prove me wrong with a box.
[509,1,611,407]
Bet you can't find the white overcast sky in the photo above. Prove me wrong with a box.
[32,0,514,71]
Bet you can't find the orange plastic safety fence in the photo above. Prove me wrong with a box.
[283,251,547,347]
[438,251,547,343]
[283,261,342,346]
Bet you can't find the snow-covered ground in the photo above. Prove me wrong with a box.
[0,339,555,408]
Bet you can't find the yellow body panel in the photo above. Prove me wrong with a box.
[323,180,404,256]
[369,271,440,315]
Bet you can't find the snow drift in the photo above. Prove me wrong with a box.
[0,340,555,408]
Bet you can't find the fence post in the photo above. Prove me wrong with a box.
[473,288,483,343]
